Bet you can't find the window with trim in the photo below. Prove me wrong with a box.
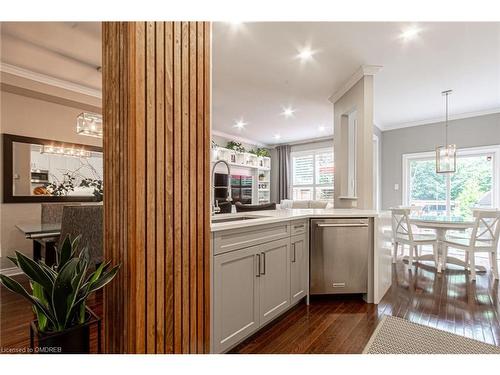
[403,146,499,218]
[291,148,334,202]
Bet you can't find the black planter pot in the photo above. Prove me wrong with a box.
[30,308,101,354]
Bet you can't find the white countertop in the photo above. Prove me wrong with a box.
[211,208,382,232]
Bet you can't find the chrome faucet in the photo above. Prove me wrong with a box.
[211,160,232,215]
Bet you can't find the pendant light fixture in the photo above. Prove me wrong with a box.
[436,90,456,173]
[76,112,103,138]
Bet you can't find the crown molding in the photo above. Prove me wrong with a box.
[0,62,102,99]
[274,135,334,148]
[328,64,383,104]
[380,107,500,131]
[211,129,269,148]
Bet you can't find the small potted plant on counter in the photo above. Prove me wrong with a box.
[0,235,120,354]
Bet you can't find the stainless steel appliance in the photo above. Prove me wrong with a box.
[310,218,371,295]
[30,169,49,184]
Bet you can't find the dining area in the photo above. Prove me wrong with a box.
[391,207,500,281]
[1,133,104,273]
[15,203,103,268]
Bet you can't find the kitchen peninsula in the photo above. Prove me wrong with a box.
[210,209,392,353]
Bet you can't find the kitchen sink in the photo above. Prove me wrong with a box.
[211,215,264,223]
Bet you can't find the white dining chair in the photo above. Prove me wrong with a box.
[443,209,500,280]
[391,208,438,267]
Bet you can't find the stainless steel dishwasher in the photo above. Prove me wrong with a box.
[310,218,371,295]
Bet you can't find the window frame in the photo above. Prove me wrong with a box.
[402,145,500,215]
[290,147,334,201]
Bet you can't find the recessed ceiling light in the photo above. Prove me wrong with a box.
[297,47,315,61]
[318,125,326,132]
[400,26,421,41]
[281,106,296,118]
[274,134,281,140]
[233,119,247,130]
[228,21,244,29]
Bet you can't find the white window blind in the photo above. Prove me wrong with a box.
[291,148,334,203]
[292,154,314,185]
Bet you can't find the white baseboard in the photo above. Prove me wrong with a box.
[0,267,22,277]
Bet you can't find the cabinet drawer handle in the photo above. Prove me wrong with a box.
[294,224,304,230]
[317,223,368,228]
[292,244,296,263]
[260,252,266,275]
[255,254,261,277]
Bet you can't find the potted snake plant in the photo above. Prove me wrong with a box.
[0,235,119,353]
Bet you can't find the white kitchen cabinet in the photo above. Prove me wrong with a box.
[213,246,260,353]
[290,233,308,305]
[212,221,310,353]
[258,238,291,325]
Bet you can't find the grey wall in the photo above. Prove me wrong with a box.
[381,112,500,209]
[0,91,102,267]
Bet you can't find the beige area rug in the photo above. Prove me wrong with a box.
[363,315,500,354]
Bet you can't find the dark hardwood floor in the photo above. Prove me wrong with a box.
[230,257,500,353]
[1,257,499,354]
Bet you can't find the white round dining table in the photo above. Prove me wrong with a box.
[408,216,483,273]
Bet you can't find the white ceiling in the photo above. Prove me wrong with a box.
[213,22,500,145]
[0,22,102,90]
[1,22,499,146]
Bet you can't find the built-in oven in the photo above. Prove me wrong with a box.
[30,169,49,184]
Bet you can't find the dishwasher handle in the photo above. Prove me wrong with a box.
[316,223,368,228]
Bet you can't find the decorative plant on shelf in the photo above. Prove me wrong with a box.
[80,178,103,201]
[226,141,245,153]
[249,148,271,158]
[256,147,271,158]
[0,235,120,352]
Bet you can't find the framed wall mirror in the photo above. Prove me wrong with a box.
[2,134,103,203]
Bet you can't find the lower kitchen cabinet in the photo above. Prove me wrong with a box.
[212,223,308,353]
[290,233,308,305]
[213,246,260,353]
[258,238,291,325]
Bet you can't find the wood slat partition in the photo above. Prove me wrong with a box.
[103,21,211,354]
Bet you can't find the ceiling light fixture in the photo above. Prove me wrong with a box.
[297,47,315,61]
[233,119,247,130]
[399,26,421,41]
[76,112,103,138]
[318,125,326,132]
[228,21,243,29]
[273,134,281,140]
[41,145,91,158]
[435,90,456,173]
[281,106,296,118]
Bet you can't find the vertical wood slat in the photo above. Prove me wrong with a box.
[155,21,166,354]
[134,21,147,354]
[172,21,183,354]
[145,21,156,354]
[180,21,190,354]
[164,22,174,354]
[188,21,198,354]
[196,21,205,353]
[103,21,211,354]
